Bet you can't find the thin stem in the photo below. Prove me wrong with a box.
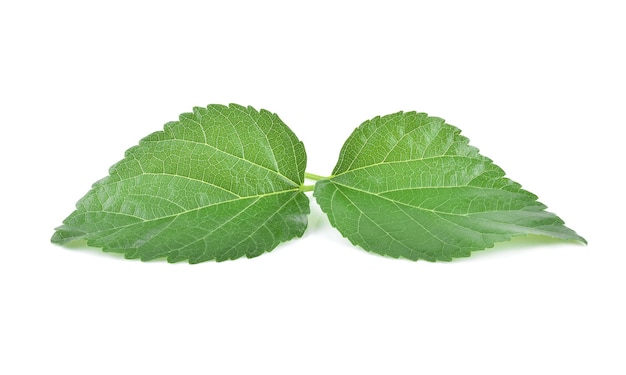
[304,172,329,181]
[299,184,315,192]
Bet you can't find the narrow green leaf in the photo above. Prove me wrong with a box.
[52,104,309,263]
[314,111,586,261]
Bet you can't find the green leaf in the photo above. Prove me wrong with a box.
[52,104,309,263]
[313,111,586,261]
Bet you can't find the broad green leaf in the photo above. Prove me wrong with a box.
[52,104,309,263]
[314,111,586,261]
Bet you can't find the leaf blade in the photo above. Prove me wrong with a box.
[52,104,309,263]
[315,111,585,261]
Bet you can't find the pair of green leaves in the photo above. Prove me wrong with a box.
[51,104,585,263]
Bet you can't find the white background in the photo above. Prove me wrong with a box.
[1,1,624,374]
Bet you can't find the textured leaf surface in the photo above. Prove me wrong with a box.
[314,111,586,261]
[52,104,309,263]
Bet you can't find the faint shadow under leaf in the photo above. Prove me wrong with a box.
[57,239,168,263]
[454,235,587,263]
[305,201,332,234]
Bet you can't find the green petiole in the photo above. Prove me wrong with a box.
[304,172,328,181]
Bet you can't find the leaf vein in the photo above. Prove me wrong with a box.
[161,138,298,187]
